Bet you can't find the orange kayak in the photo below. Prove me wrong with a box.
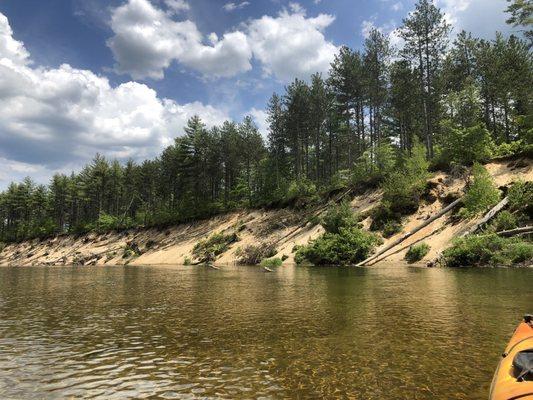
[490,315,533,400]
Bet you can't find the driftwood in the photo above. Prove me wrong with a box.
[366,225,447,266]
[496,226,533,237]
[356,197,463,267]
[460,197,509,237]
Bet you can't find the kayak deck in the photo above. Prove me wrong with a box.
[490,317,533,400]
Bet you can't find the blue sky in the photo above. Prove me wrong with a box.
[0,0,515,187]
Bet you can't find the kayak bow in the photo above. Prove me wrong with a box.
[490,315,533,400]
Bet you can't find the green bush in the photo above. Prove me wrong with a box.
[236,241,277,265]
[260,258,283,268]
[285,179,319,206]
[405,243,430,263]
[508,180,533,214]
[183,257,191,266]
[370,202,401,231]
[381,142,429,215]
[442,234,533,267]
[460,163,500,218]
[295,227,381,266]
[490,210,518,232]
[320,202,360,234]
[0,242,5,253]
[193,232,239,262]
[493,140,525,158]
[439,122,494,165]
[382,220,403,238]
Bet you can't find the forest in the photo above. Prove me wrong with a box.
[0,0,531,244]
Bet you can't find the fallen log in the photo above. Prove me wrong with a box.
[460,197,509,237]
[366,225,447,266]
[356,197,463,267]
[496,226,533,237]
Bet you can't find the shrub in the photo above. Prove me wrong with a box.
[460,163,500,218]
[285,179,319,207]
[183,257,191,266]
[370,202,401,231]
[0,242,5,253]
[442,234,533,267]
[493,140,525,158]
[320,202,360,234]
[193,232,239,262]
[439,122,494,165]
[381,142,429,215]
[508,180,533,214]
[295,227,382,266]
[490,210,518,232]
[405,243,430,263]
[382,220,403,238]
[260,258,283,269]
[237,241,277,265]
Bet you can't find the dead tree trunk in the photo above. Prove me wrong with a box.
[460,197,509,237]
[356,197,463,267]
[496,226,533,237]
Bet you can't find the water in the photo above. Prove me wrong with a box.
[0,265,531,399]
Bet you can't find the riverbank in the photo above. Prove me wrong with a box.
[1,158,531,267]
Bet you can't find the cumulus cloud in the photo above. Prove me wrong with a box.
[108,0,338,81]
[248,9,337,81]
[108,0,252,80]
[0,11,228,185]
[223,2,250,12]
[437,0,511,38]
[164,0,190,14]
[248,108,268,138]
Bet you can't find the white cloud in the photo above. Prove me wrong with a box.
[248,108,268,137]
[163,0,190,14]
[360,17,403,48]
[223,1,250,12]
[437,0,511,38]
[0,13,30,66]
[108,0,338,82]
[248,10,338,81]
[0,11,229,185]
[391,2,403,11]
[108,0,252,80]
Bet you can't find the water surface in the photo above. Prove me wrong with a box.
[0,264,531,399]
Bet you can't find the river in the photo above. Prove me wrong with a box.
[0,264,531,399]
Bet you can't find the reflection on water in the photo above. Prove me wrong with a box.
[0,265,531,399]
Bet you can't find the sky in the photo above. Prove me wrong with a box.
[0,0,517,188]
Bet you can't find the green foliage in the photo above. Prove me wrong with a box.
[439,122,495,165]
[405,243,431,263]
[493,140,526,158]
[192,232,239,262]
[382,220,403,238]
[490,210,518,232]
[320,202,360,234]
[183,257,191,266]
[295,227,381,266]
[443,234,533,267]
[372,142,430,232]
[370,202,400,231]
[122,243,140,259]
[285,179,319,207]
[260,257,283,268]
[236,241,277,265]
[460,163,501,218]
[507,180,533,214]
[0,242,5,253]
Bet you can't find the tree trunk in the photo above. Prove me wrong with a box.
[356,197,463,266]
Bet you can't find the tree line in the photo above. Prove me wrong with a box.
[0,0,531,243]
